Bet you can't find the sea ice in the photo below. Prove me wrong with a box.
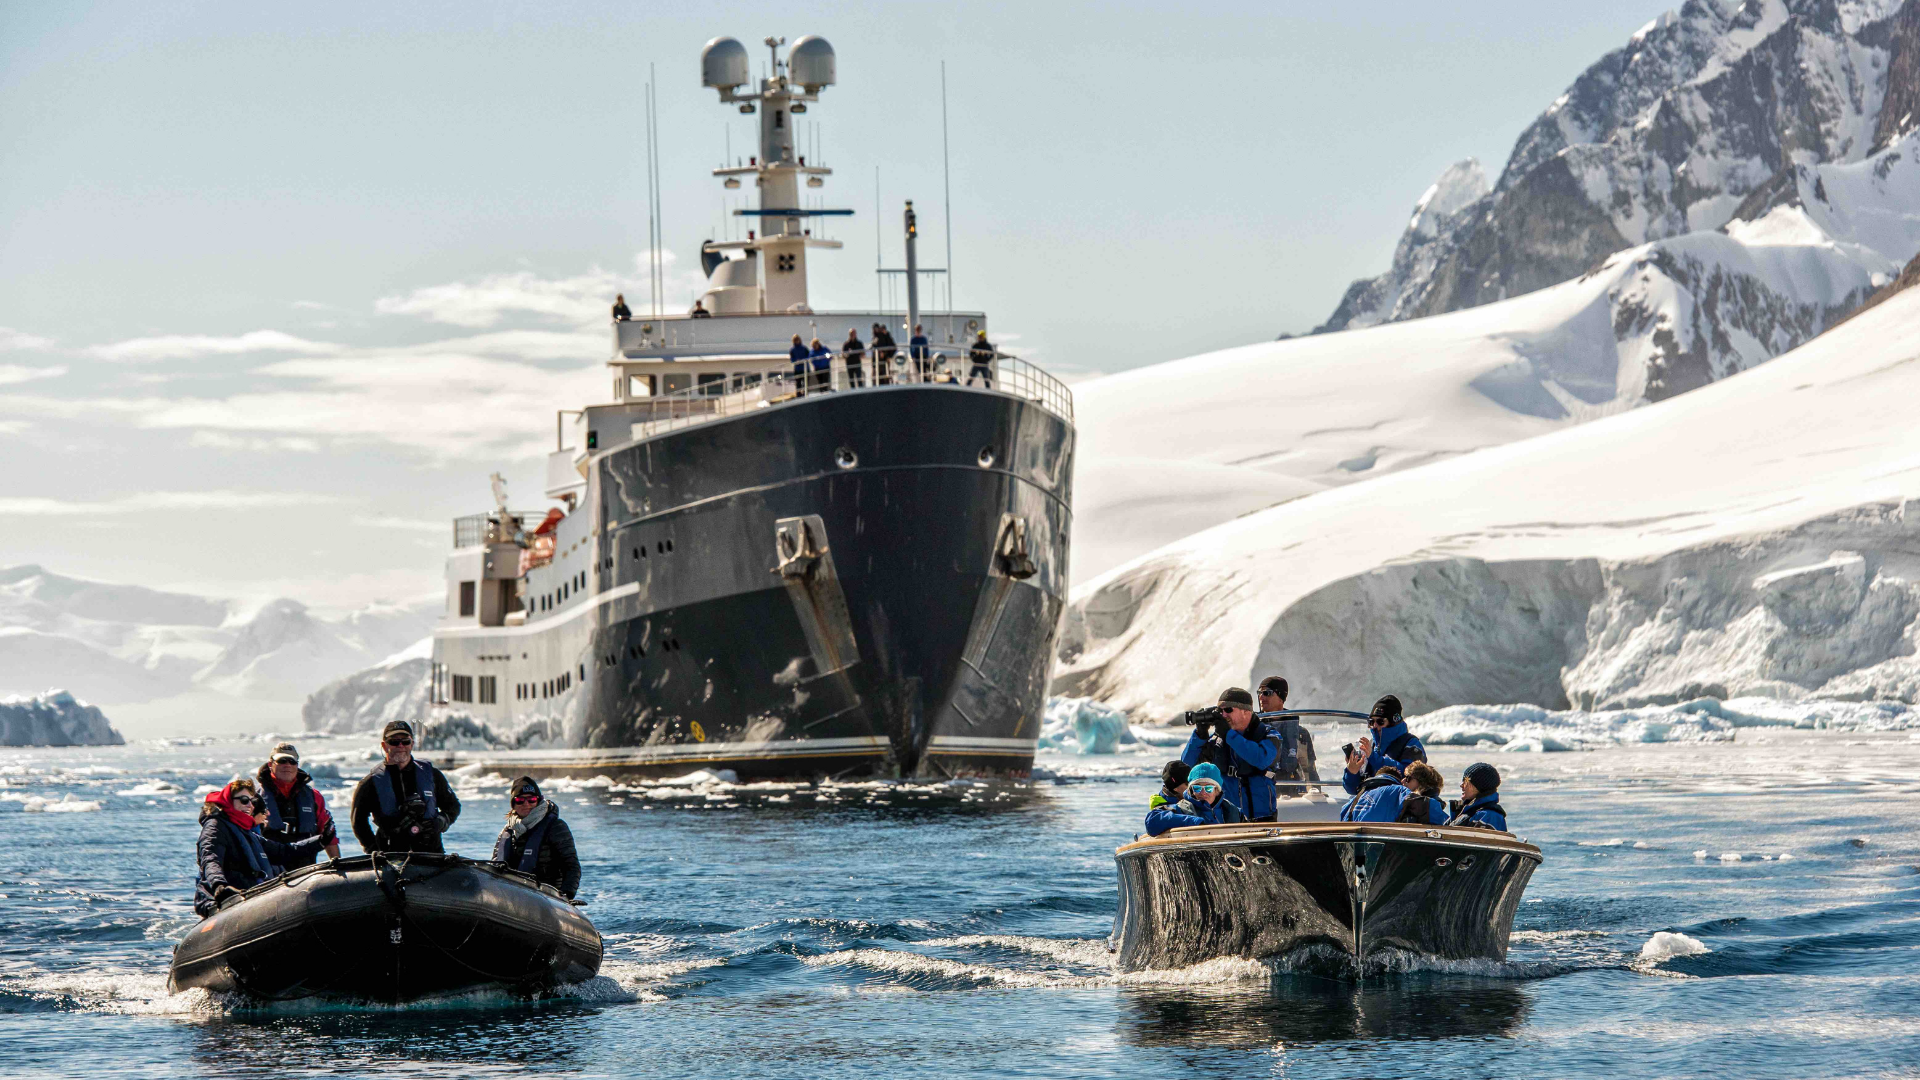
[1639,931,1710,961]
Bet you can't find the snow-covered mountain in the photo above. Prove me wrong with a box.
[301,637,432,734]
[1056,271,1920,720]
[1320,0,1920,336]
[0,566,440,706]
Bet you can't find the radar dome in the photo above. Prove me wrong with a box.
[788,36,836,90]
[701,37,749,89]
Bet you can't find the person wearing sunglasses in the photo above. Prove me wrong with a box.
[1180,687,1286,822]
[1176,762,1245,826]
[254,743,340,867]
[1339,695,1429,798]
[1256,676,1320,785]
[193,776,324,917]
[349,720,462,854]
[492,777,581,899]
[1340,761,1450,825]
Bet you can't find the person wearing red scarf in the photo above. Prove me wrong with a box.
[193,777,321,917]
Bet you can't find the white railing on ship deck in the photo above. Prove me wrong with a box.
[621,348,1074,442]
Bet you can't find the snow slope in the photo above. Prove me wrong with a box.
[0,566,440,706]
[1070,142,1914,583]
[1056,282,1920,720]
[301,637,432,735]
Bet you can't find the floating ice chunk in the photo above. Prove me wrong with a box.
[1041,697,1136,755]
[1777,852,1794,861]
[115,781,182,796]
[1639,931,1709,960]
[23,794,103,813]
[1719,853,1742,862]
[1633,840,1651,849]
[1693,849,1709,859]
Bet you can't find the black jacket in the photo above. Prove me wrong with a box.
[253,764,338,866]
[350,759,461,853]
[194,807,308,917]
[493,805,582,899]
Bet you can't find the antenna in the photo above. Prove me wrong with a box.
[644,79,658,319]
[875,166,882,310]
[649,63,665,317]
[941,60,954,313]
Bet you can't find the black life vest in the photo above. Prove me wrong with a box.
[493,810,555,873]
[369,760,439,825]
[1396,793,1436,824]
[219,815,274,883]
[1448,794,1502,828]
[262,780,319,840]
[1270,719,1303,780]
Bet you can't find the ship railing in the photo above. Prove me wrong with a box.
[450,509,551,550]
[622,346,1074,441]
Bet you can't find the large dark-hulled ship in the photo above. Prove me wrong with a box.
[427,35,1074,781]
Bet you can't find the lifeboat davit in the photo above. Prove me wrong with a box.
[1111,819,1543,974]
[169,853,602,1002]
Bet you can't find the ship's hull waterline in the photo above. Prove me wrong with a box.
[434,384,1074,780]
[1111,823,1543,975]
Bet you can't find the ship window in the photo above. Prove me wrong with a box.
[697,373,727,397]
[451,674,473,703]
[628,374,655,397]
[459,581,476,618]
[733,372,763,392]
[660,373,692,395]
[478,676,496,705]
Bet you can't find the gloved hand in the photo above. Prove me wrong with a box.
[1193,717,1212,739]
[212,883,241,903]
[415,815,444,838]
[291,834,324,851]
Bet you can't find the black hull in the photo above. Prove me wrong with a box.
[1111,823,1542,975]
[168,855,602,1003]
[435,384,1073,780]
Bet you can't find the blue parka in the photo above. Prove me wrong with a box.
[1181,723,1282,818]
[1144,787,1209,836]
[1340,783,1449,825]
[1449,792,1508,831]
[1340,719,1429,794]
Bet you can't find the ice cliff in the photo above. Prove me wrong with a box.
[0,691,125,747]
[1056,280,1920,719]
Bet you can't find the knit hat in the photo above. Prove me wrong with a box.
[509,776,543,801]
[1258,676,1288,699]
[1160,760,1192,789]
[1463,762,1501,794]
[1216,687,1254,709]
[1369,695,1403,723]
[269,742,299,764]
[1186,762,1226,790]
[382,720,416,741]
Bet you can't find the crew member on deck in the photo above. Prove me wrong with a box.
[1341,694,1428,795]
[351,720,461,854]
[690,300,712,318]
[842,328,867,387]
[966,331,995,387]
[871,322,897,384]
[612,294,632,322]
[789,334,811,395]
[255,742,339,867]
[1181,687,1284,820]
[1450,762,1509,831]
[909,324,932,381]
[808,337,833,393]
[493,777,582,899]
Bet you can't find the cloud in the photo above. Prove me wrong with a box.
[351,515,452,533]
[373,252,701,329]
[0,491,340,515]
[187,431,322,453]
[290,300,335,311]
[0,364,67,385]
[88,330,341,363]
[0,328,54,352]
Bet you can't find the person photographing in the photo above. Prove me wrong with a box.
[1179,687,1284,820]
[1340,694,1428,796]
[350,720,461,854]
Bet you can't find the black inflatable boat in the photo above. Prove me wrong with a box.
[170,853,602,1002]
[1111,821,1542,974]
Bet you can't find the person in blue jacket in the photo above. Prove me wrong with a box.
[1179,762,1244,826]
[807,337,834,392]
[1341,694,1429,795]
[1342,762,1450,825]
[1144,761,1202,836]
[1180,687,1283,820]
[1449,762,1508,831]
[788,334,811,395]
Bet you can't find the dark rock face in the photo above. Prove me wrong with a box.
[0,691,124,746]
[1319,0,1918,336]
[301,657,430,735]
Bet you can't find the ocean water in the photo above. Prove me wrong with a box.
[2,726,1916,1079]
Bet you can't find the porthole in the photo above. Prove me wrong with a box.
[1435,857,1453,868]
[1251,854,1272,867]
[666,539,674,552]
[1458,855,1477,872]
[977,446,997,468]
[656,541,665,554]
[1224,853,1247,872]
[834,446,858,469]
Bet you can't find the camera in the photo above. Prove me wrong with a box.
[1341,742,1356,759]
[1182,706,1222,727]
[404,793,427,819]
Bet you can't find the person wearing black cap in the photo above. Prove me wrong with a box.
[1340,694,1429,796]
[1180,686,1284,820]
[255,742,340,866]
[350,720,462,854]
[1449,763,1508,831]
[493,777,581,899]
[1256,676,1318,783]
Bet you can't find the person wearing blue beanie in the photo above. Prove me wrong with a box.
[1180,762,1245,826]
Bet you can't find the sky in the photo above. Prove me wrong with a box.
[0,0,1674,611]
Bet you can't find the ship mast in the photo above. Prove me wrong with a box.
[702,35,849,314]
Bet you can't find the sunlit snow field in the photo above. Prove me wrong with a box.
[2,720,1916,1079]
